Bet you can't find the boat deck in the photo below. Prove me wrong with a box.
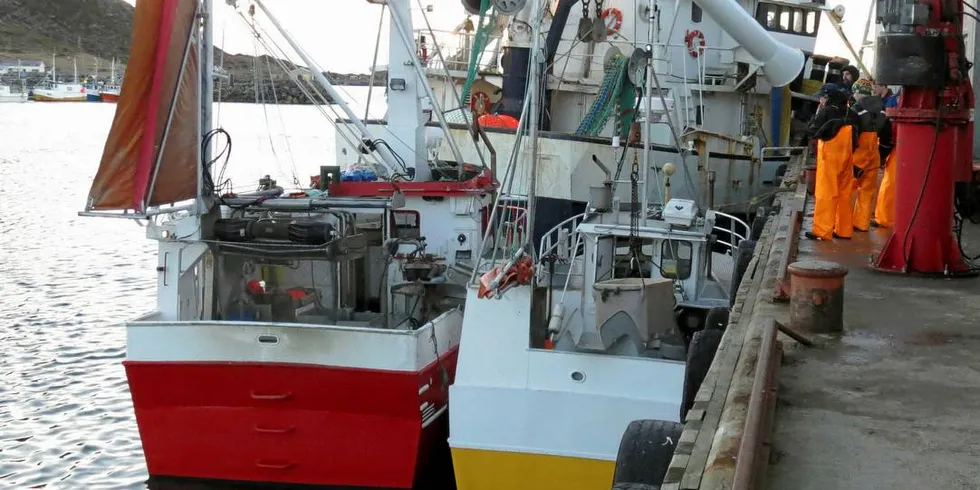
[767,204,980,489]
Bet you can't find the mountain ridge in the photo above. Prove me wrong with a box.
[0,0,376,102]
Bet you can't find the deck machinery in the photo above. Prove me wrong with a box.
[872,0,976,275]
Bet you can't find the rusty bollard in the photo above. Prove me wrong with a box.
[804,164,817,195]
[788,260,848,333]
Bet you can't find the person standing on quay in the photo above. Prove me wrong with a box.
[805,83,857,241]
[873,83,898,228]
[849,78,886,231]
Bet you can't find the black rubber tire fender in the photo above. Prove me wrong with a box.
[750,206,770,241]
[612,483,661,490]
[612,419,685,486]
[728,239,756,308]
[703,307,730,331]
[680,329,724,421]
[675,307,706,339]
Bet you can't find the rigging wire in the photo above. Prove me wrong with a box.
[263,52,301,186]
[250,23,295,187]
[359,3,388,167]
[239,7,438,179]
[234,8,385,168]
[414,0,489,169]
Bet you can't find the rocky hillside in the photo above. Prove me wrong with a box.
[0,0,134,61]
[0,0,377,103]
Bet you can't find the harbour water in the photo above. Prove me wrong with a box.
[0,88,379,489]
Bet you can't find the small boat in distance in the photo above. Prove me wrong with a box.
[33,55,86,102]
[33,80,87,102]
[100,58,121,102]
[0,64,29,103]
[85,83,102,102]
[100,84,119,102]
[0,84,28,103]
[85,56,103,101]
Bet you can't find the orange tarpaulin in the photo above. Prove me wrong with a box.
[86,0,200,212]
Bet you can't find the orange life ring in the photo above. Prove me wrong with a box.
[685,29,706,58]
[470,91,491,115]
[600,8,623,36]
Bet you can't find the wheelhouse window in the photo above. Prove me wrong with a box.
[661,240,693,280]
[691,4,703,23]
[612,237,655,279]
[392,210,421,240]
[755,2,819,38]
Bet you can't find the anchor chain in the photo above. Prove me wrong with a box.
[629,148,642,276]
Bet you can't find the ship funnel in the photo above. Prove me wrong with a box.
[694,0,805,87]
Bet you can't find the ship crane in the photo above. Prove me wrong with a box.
[872,0,977,276]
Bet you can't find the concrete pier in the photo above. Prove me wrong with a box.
[657,158,980,490]
[767,209,980,489]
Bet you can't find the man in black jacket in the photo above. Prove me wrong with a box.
[805,83,858,240]
[839,65,860,96]
[849,78,887,231]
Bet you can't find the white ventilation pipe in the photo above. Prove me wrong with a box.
[694,0,805,87]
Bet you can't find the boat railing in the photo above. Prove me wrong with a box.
[413,28,501,74]
[484,204,528,257]
[712,211,750,253]
[537,210,589,283]
[760,146,807,159]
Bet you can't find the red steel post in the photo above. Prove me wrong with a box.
[872,0,976,276]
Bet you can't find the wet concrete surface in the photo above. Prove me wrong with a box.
[766,212,980,489]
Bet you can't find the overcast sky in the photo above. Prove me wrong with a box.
[122,0,876,74]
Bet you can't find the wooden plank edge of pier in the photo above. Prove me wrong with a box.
[662,158,805,490]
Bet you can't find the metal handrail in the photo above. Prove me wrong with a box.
[413,28,501,73]
[712,211,751,252]
[538,211,588,260]
[486,205,528,253]
[761,146,807,157]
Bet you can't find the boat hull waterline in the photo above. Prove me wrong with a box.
[33,94,88,102]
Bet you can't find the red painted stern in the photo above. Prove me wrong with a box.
[124,348,458,488]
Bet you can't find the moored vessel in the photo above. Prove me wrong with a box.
[0,84,28,103]
[444,0,824,488]
[34,55,86,102]
[101,58,121,102]
[80,0,498,487]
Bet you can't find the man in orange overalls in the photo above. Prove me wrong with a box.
[873,83,898,228]
[805,84,857,241]
[848,78,886,231]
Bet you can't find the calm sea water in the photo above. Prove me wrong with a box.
[0,87,381,489]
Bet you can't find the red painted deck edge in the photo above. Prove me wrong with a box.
[325,171,496,198]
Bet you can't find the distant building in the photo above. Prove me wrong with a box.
[213,65,231,83]
[293,67,313,82]
[0,60,46,74]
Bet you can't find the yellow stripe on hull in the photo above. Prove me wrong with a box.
[451,447,614,490]
[33,95,87,102]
